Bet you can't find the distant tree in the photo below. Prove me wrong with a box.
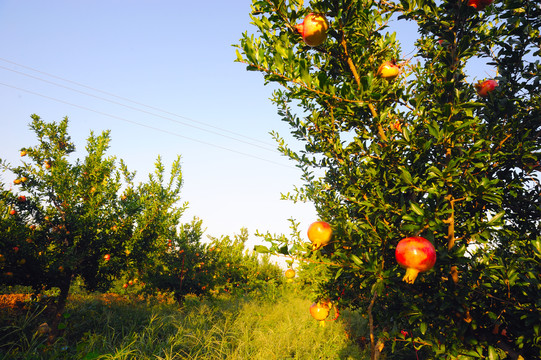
[238,0,540,358]
[208,228,283,295]
[141,218,216,304]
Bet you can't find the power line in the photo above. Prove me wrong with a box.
[0,57,278,150]
[0,81,297,170]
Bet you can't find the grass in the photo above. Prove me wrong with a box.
[0,286,371,360]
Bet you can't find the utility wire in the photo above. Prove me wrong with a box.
[0,81,297,170]
[0,57,277,149]
[0,63,278,153]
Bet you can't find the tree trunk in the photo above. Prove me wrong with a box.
[47,272,72,344]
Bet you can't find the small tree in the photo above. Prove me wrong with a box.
[142,218,216,303]
[237,0,540,358]
[208,228,283,295]
[0,115,188,340]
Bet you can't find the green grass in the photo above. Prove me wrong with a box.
[0,289,370,360]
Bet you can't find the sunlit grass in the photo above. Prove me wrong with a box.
[0,290,370,359]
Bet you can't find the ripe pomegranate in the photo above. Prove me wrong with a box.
[377,60,400,80]
[310,300,332,326]
[307,221,333,250]
[395,236,436,284]
[285,268,296,279]
[468,0,494,11]
[295,13,329,47]
[475,79,498,97]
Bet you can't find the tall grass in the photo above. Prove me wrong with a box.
[1,289,370,359]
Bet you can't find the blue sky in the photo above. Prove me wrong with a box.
[0,1,493,250]
[0,1,318,247]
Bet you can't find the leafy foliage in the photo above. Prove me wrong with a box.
[206,228,283,297]
[237,0,540,358]
[0,115,189,339]
[141,218,216,302]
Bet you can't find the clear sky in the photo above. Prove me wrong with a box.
[0,1,492,251]
[0,0,320,249]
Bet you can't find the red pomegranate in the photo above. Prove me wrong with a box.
[468,0,494,11]
[475,79,498,97]
[395,236,436,284]
[295,13,329,47]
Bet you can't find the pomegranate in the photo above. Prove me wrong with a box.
[475,79,498,97]
[307,221,332,250]
[285,268,296,279]
[395,236,436,284]
[468,0,494,11]
[377,60,400,80]
[295,13,329,47]
[310,300,332,326]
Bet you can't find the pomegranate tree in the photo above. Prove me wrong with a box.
[239,0,541,357]
[395,236,436,284]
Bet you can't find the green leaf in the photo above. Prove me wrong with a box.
[278,245,289,255]
[487,211,505,226]
[402,126,411,142]
[462,349,482,357]
[299,59,311,85]
[488,346,498,360]
[235,49,244,62]
[533,239,541,256]
[400,167,413,185]
[420,322,427,335]
[427,122,441,140]
[427,166,442,177]
[274,53,284,73]
[411,203,424,216]
[371,278,384,295]
[351,254,363,267]
[253,245,270,254]
[335,267,344,280]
